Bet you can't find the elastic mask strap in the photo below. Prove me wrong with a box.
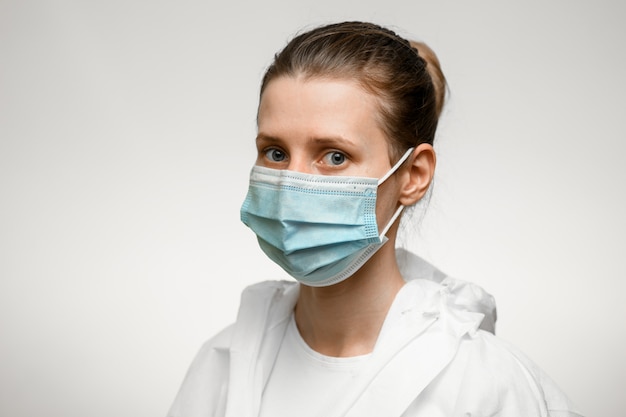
[379,205,405,238]
[377,147,415,185]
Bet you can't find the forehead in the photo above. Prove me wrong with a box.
[257,76,387,143]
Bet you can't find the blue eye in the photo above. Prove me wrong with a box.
[325,151,346,166]
[265,148,287,162]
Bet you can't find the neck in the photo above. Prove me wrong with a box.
[294,241,405,357]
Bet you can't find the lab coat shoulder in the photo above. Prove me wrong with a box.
[167,280,297,417]
[406,326,583,417]
[167,325,233,417]
[471,332,582,417]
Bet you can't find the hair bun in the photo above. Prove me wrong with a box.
[410,41,447,118]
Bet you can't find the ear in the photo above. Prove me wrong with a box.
[398,144,436,206]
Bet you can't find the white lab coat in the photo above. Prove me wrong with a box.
[168,250,582,417]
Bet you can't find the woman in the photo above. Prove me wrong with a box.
[168,21,581,417]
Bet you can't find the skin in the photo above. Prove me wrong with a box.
[256,75,436,357]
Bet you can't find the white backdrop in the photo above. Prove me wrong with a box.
[1,1,624,416]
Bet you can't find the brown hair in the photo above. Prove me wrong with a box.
[260,21,447,158]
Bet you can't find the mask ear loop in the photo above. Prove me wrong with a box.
[377,147,415,185]
[376,147,415,239]
[379,205,405,239]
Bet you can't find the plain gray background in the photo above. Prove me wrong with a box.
[1,0,624,416]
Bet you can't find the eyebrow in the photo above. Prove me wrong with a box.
[256,133,358,148]
[256,133,281,144]
[309,136,358,148]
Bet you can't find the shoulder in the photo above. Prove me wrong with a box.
[178,324,235,385]
[443,330,582,416]
[173,280,298,384]
[192,280,297,357]
[196,324,234,354]
[397,266,582,416]
[167,324,234,417]
[168,280,296,417]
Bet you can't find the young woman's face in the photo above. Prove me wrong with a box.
[256,75,404,229]
[256,76,395,179]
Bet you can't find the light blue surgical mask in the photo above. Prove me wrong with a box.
[240,148,414,287]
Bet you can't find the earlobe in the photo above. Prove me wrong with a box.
[398,144,436,206]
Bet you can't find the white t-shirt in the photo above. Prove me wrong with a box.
[259,315,370,417]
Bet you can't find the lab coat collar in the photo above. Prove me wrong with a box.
[225,281,298,417]
[342,279,485,416]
